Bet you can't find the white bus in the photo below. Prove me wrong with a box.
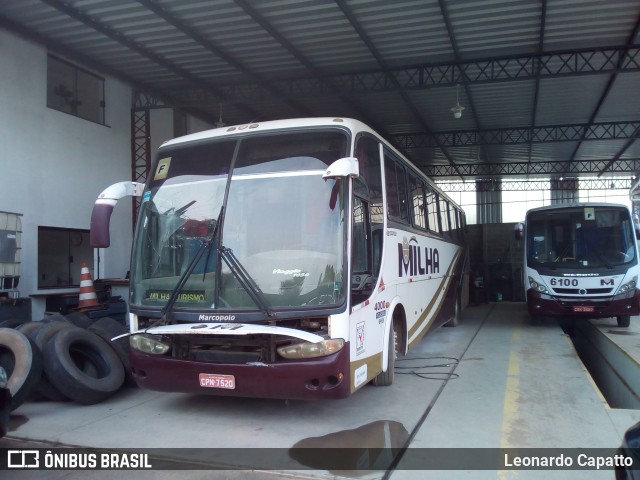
[516,203,640,327]
[91,117,467,399]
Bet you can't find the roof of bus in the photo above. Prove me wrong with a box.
[525,202,630,215]
[160,117,375,148]
[158,116,462,211]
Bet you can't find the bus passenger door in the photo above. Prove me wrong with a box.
[351,194,375,306]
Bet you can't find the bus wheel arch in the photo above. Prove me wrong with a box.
[372,302,406,387]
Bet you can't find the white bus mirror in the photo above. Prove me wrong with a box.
[514,222,524,241]
[323,157,359,180]
[90,181,144,248]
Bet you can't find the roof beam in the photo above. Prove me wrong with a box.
[136,0,312,117]
[168,45,640,104]
[336,0,464,180]
[565,13,640,174]
[527,0,547,173]
[437,178,633,192]
[420,158,640,178]
[392,122,640,148]
[437,0,482,129]
[233,0,384,133]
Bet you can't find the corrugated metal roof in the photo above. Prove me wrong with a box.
[0,0,638,181]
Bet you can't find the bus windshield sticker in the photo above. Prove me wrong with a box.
[584,207,595,221]
[356,322,365,355]
[154,157,171,180]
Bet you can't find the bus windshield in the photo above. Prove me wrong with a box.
[527,205,636,270]
[130,129,348,313]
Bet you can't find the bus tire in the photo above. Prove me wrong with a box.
[617,316,631,328]
[43,328,125,405]
[16,321,45,337]
[88,317,135,387]
[0,318,27,329]
[0,328,43,411]
[372,322,398,387]
[65,312,94,329]
[33,322,78,401]
[445,289,462,327]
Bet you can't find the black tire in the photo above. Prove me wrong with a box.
[617,316,631,328]
[43,328,125,405]
[88,317,135,387]
[16,321,45,337]
[43,313,71,324]
[372,322,398,387]
[0,328,43,411]
[0,381,10,437]
[445,289,462,327]
[0,318,27,329]
[33,322,79,401]
[65,311,94,329]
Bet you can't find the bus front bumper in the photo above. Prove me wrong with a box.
[526,288,640,319]
[130,343,352,400]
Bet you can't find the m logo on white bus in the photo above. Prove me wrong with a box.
[398,236,440,278]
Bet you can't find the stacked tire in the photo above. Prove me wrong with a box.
[0,313,133,409]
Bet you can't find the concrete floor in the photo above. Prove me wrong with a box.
[2,302,639,479]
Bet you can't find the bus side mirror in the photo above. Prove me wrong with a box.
[514,222,524,241]
[90,182,144,248]
[323,157,359,179]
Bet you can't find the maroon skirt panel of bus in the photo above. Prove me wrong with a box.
[527,288,640,319]
[130,343,352,400]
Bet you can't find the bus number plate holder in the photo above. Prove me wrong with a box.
[573,306,594,313]
[199,373,235,389]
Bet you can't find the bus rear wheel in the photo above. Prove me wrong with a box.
[445,289,461,327]
[617,316,631,328]
[372,322,399,387]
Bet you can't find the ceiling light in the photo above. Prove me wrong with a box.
[451,84,465,119]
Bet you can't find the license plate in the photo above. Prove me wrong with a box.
[573,306,595,313]
[199,373,235,389]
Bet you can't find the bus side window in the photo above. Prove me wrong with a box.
[426,189,440,234]
[351,195,375,305]
[384,152,409,223]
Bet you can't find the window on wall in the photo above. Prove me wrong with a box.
[38,227,93,289]
[47,55,105,124]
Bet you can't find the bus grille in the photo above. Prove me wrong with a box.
[553,288,613,295]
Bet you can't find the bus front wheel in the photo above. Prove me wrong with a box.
[372,323,399,387]
[617,316,631,328]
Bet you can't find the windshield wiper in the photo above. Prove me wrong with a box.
[147,211,221,330]
[219,246,274,318]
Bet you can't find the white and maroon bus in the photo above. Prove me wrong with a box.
[516,203,640,327]
[90,117,467,399]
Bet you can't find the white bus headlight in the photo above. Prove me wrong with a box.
[277,339,345,359]
[528,276,548,293]
[617,276,638,294]
[130,334,170,355]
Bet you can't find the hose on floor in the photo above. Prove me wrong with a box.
[395,356,460,380]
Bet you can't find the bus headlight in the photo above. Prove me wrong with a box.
[528,276,548,293]
[277,339,345,359]
[617,276,637,295]
[130,334,170,355]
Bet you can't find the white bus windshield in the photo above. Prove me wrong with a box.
[130,129,348,312]
[526,205,636,270]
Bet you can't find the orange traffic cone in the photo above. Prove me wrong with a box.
[78,262,100,310]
